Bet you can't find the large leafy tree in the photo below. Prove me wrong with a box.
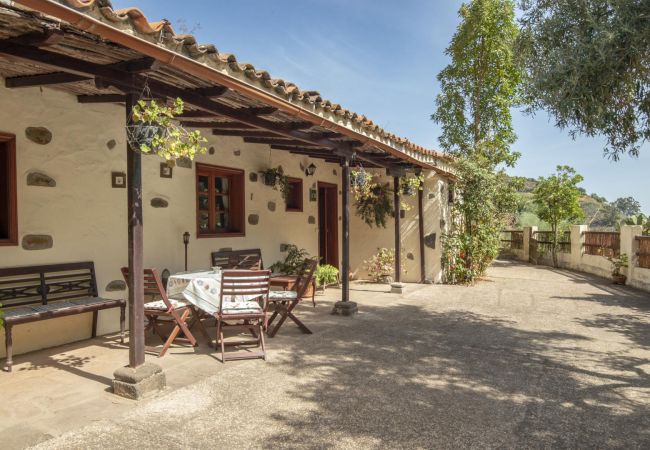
[519,0,650,159]
[533,166,585,267]
[433,0,521,168]
[433,0,522,283]
[612,196,642,217]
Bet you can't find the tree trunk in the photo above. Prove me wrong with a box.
[552,225,559,268]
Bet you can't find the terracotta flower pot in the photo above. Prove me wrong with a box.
[612,273,627,285]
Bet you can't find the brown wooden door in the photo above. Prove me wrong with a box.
[318,182,339,268]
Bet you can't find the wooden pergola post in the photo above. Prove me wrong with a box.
[393,176,401,283]
[341,159,350,302]
[418,186,426,283]
[331,157,357,316]
[112,94,165,400]
[125,93,145,368]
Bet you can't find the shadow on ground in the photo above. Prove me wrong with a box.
[262,301,650,448]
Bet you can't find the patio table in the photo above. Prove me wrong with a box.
[167,270,264,315]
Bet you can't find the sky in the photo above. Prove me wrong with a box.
[111,0,649,212]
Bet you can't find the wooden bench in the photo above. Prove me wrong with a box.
[211,248,264,270]
[0,262,126,372]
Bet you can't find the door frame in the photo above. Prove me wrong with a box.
[317,181,339,269]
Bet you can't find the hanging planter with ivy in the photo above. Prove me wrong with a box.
[350,168,394,228]
[126,97,208,163]
[260,166,291,199]
[400,174,424,196]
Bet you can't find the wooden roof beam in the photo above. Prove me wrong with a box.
[212,130,282,138]
[5,72,89,88]
[77,94,126,103]
[270,144,330,152]
[243,106,278,116]
[0,38,402,170]
[243,137,321,147]
[4,56,158,89]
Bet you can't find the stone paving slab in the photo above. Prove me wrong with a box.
[3,260,650,449]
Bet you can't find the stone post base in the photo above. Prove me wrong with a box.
[113,362,166,400]
[331,301,358,316]
[390,282,405,294]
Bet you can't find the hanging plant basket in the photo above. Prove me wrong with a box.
[351,169,370,188]
[126,123,167,152]
[126,97,207,161]
[260,166,291,199]
[263,171,276,186]
[402,185,415,196]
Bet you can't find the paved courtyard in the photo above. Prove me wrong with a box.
[3,260,650,449]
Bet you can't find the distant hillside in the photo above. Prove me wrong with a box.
[509,176,641,231]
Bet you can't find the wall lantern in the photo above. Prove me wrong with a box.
[183,231,190,271]
[305,163,317,177]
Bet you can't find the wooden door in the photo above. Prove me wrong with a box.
[318,182,339,268]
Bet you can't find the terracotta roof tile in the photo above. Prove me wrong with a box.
[33,0,450,165]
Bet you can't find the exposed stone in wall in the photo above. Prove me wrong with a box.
[280,243,289,252]
[428,192,435,199]
[106,139,117,150]
[267,201,276,212]
[400,209,406,219]
[424,233,437,249]
[22,234,53,250]
[176,157,192,169]
[25,127,52,145]
[233,149,241,156]
[308,215,316,224]
[248,214,259,225]
[106,280,126,291]
[208,146,215,155]
[332,169,337,175]
[407,252,415,260]
[27,172,56,187]
[150,197,169,208]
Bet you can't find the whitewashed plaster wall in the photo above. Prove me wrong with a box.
[0,82,450,357]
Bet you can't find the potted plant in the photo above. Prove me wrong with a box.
[365,248,395,283]
[127,98,208,162]
[314,264,339,293]
[269,245,311,275]
[355,182,394,228]
[261,166,291,199]
[351,169,371,188]
[400,174,424,196]
[608,253,629,285]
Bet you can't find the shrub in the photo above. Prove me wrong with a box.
[315,264,339,288]
[269,245,311,275]
[365,248,395,283]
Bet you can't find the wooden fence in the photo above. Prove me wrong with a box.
[583,231,620,258]
[501,230,523,250]
[637,236,650,269]
[533,231,571,254]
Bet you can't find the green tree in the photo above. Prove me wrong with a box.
[533,166,585,267]
[519,0,650,159]
[612,196,641,217]
[433,0,522,283]
[433,0,521,168]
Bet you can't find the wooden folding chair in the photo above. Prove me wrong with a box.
[267,259,317,338]
[215,269,271,362]
[121,267,201,357]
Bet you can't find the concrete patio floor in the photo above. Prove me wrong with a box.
[3,260,650,449]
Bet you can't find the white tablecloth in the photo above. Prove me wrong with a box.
[167,270,265,315]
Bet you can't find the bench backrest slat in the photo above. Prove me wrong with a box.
[211,248,263,270]
[0,262,98,309]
